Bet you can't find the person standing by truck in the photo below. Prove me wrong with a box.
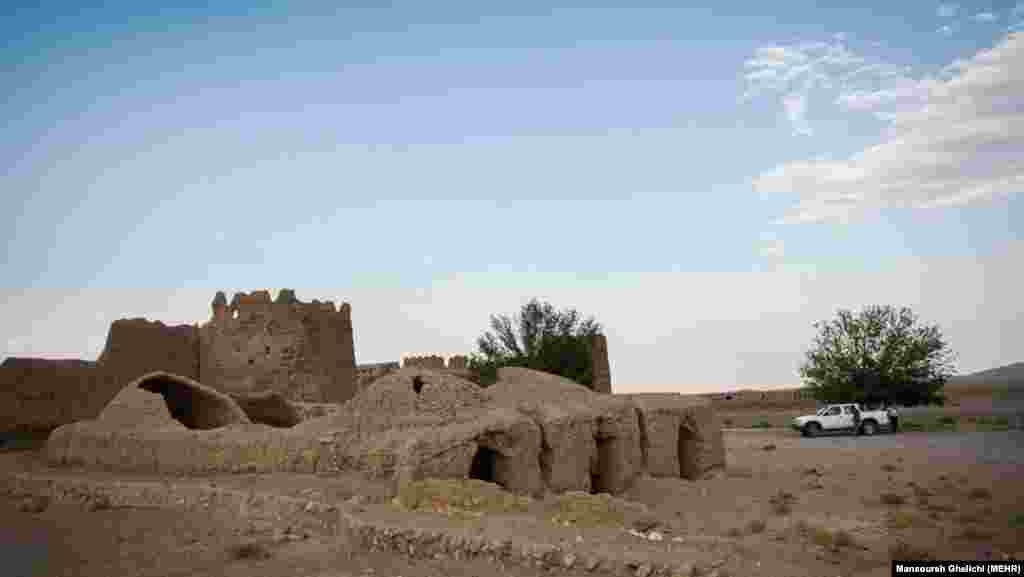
[886,403,900,432]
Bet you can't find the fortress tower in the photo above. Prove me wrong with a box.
[199,289,357,403]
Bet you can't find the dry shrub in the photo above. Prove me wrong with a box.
[907,481,932,498]
[762,443,777,451]
[833,529,856,548]
[17,495,50,513]
[747,519,767,534]
[228,542,271,560]
[958,525,994,541]
[1008,513,1024,529]
[880,492,905,506]
[793,519,811,535]
[881,464,901,472]
[802,467,823,477]
[769,490,796,515]
[967,487,992,500]
[726,527,743,537]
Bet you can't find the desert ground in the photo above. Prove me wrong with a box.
[3,424,1022,577]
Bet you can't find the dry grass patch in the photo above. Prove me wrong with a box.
[888,511,920,529]
[547,491,649,529]
[807,526,857,551]
[391,479,532,520]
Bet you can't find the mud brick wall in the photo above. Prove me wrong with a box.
[98,319,201,387]
[590,334,611,394]
[0,358,120,434]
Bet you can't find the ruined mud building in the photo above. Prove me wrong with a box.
[1,290,357,435]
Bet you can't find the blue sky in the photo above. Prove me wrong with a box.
[3,1,1022,392]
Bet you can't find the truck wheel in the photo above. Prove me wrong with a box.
[860,420,878,436]
[803,422,821,438]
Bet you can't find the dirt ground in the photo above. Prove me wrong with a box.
[2,429,1022,577]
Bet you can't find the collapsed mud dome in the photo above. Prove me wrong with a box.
[45,367,725,495]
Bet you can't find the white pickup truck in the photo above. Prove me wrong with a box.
[792,403,898,437]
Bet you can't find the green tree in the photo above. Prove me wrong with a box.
[799,305,956,406]
[468,298,603,387]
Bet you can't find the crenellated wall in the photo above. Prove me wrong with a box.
[199,290,357,403]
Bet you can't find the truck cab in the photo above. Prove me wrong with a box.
[792,403,895,437]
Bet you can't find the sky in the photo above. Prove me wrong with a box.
[2,1,1022,394]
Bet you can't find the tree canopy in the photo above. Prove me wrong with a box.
[468,298,603,387]
[799,305,956,406]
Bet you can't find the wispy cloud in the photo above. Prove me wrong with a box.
[938,23,957,35]
[753,32,1024,225]
[974,12,997,23]
[743,36,906,134]
[937,3,959,18]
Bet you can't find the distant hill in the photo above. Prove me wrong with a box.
[947,362,1024,387]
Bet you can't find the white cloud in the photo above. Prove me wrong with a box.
[938,24,957,35]
[783,93,812,135]
[938,3,959,18]
[754,32,1024,224]
[974,12,997,22]
[759,235,786,259]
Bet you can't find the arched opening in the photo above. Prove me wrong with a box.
[590,436,616,494]
[135,373,249,430]
[468,445,499,484]
[229,391,301,428]
[412,376,425,395]
[677,425,699,480]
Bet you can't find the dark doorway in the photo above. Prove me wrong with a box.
[412,376,425,395]
[678,425,698,479]
[590,437,616,494]
[468,445,499,483]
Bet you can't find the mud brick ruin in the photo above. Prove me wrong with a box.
[3,289,725,497]
[202,289,357,403]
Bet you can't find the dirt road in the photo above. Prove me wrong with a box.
[791,430,1024,465]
